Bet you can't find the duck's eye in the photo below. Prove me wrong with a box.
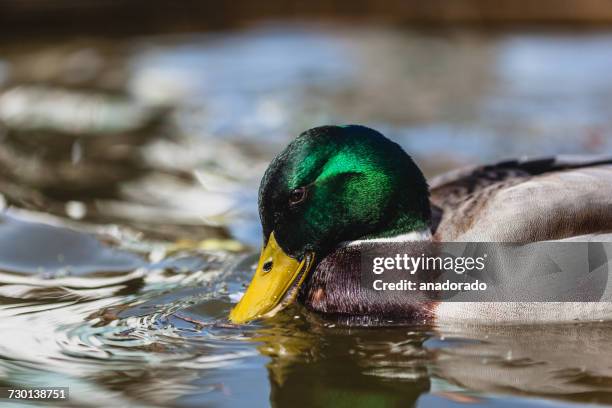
[289,187,307,206]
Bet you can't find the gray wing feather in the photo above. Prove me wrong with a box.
[430,156,612,242]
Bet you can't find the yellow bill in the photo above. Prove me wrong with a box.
[229,232,314,324]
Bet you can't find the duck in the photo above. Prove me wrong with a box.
[229,125,612,325]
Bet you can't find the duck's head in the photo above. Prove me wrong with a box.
[230,125,431,323]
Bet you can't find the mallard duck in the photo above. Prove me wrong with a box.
[230,125,612,325]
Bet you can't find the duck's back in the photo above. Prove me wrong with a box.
[429,156,612,242]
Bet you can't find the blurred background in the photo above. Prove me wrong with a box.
[1,2,612,407]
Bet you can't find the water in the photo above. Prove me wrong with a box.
[1,23,612,407]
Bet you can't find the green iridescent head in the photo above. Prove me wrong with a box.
[259,125,431,258]
[230,125,431,323]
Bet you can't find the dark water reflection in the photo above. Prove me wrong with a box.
[1,23,612,407]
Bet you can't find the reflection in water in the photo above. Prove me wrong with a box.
[433,324,612,405]
[259,316,431,408]
[1,23,612,407]
[257,317,612,407]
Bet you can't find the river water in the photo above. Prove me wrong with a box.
[1,23,612,407]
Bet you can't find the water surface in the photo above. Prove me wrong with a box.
[1,23,612,407]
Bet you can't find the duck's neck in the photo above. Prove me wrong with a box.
[372,212,430,239]
[344,213,432,247]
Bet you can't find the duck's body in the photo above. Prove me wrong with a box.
[430,156,612,242]
[230,125,612,325]
[301,156,612,324]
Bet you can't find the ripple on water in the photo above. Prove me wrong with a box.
[0,211,266,406]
